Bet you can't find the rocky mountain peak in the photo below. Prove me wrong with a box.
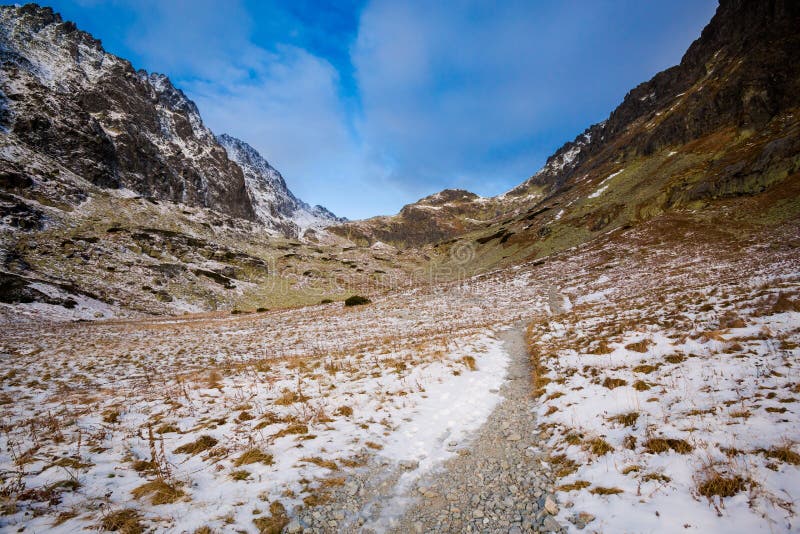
[216,133,343,238]
[0,3,342,236]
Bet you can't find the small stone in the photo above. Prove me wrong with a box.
[333,510,345,521]
[506,433,522,441]
[542,516,562,532]
[473,509,485,518]
[285,519,303,533]
[544,496,559,515]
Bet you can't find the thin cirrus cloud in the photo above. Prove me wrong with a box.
[46,0,717,219]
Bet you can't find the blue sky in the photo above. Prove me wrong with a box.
[42,0,716,219]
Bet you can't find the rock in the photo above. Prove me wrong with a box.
[544,495,558,515]
[506,433,522,441]
[333,510,345,521]
[543,516,562,532]
[285,518,303,533]
[473,509,484,518]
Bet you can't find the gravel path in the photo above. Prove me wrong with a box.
[287,326,567,533]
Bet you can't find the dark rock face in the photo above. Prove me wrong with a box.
[0,4,255,218]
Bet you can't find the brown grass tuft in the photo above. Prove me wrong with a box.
[590,486,623,495]
[101,509,144,533]
[697,472,748,499]
[765,444,800,465]
[643,438,693,454]
[609,412,639,427]
[585,437,614,456]
[253,501,289,534]
[602,377,627,389]
[234,448,274,467]
[174,435,218,455]
[131,479,185,505]
[557,480,591,492]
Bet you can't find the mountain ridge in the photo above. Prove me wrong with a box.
[334,0,800,253]
[0,3,340,236]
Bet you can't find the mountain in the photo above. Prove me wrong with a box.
[0,3,339,236]
[334,0,800,262]
[0,4,377,320]
[216,134,345,239]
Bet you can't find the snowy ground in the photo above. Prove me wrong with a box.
[1,217,798,533]
[0,269,538,533]
[528,234,800,532]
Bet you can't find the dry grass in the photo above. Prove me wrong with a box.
[234,448,274,467]
[174,435,218,455]
[253,501,289,534]
[131,479,185,505]
[101,508,144,533]
[585,437,614,456]
[461,355,477,371]
[697,472,748,500]
[590,486,623,495]
[609,412,639,427]
[557,480,591,492]
[643,438,693,454]
[764,444,800,465]
[602,377,627,389]
[632,380,651,391]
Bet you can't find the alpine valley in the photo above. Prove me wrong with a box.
[0,2,799,534]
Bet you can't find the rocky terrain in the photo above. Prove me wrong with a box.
[0,1,799,533]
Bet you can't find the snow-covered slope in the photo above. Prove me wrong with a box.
[216,134,343,238]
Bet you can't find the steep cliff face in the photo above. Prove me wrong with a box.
[0,4,256,219]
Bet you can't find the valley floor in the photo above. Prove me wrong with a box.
[1,215,798,533]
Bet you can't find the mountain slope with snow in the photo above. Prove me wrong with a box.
[217,134,343,238]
